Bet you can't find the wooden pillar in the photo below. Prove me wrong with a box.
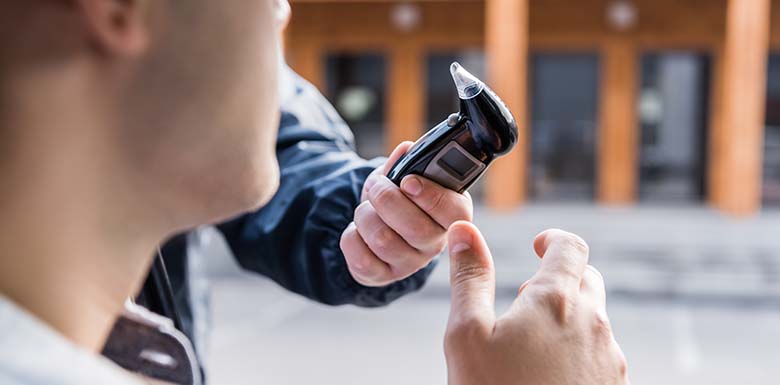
[712,0,771,215]
[288,40,324,91]
[708,45,726,207]
[484,0,528,209]
[598,38,638,204]
[387,42,424,154]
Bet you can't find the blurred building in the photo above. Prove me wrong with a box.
[284,0,780,215]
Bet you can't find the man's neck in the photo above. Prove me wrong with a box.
[0,162,162,352]
[0,76,166,352]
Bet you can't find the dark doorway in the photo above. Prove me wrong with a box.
[763,54,780,205]
[325,53,387,159]
[530,54,599,201]
[637,53,711,203]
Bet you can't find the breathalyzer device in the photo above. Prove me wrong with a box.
[387,62,518,193]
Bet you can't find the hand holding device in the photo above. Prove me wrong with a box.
[341,62,518,287]
[341,142,473,287]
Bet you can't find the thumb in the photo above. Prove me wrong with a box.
[447,221,496,333]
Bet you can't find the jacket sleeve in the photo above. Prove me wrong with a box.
[215,70,436,307]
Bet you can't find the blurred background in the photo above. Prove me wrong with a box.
[204,0,780,384]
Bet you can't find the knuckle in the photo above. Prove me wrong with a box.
[408,222,442,248]
[351,260,384,284]
[430,237,447,255]
[443,329,460,355]
[404,251,435,277]
[612,347,629,378]
[619,357,629,378]
[345,256,371,282]
[349,269,372,285]
[559,233,590,256]
[426,189,447,213]
[585,265,606,288]
[455,194,474,221]
[372,268,394,283]
[592,310,613,337]
[415,232,447,257]
[354,200,370,218]
[400,253,430,277]
[587,264,604,279]
[339,225,357,250]
[370,183,398,208]
[532,285,574,325]
[370,227,396,256]
[427,190,473,226]
[387,264,412,282]
[620,360,629,379]
[517,280,531,296]
[444,317,485,352]
[555,268,582,285]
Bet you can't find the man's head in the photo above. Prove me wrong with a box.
[0,0,281,234]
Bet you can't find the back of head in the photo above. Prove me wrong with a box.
[0,0,282,234]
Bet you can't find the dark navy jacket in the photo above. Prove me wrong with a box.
[154,69,436,348]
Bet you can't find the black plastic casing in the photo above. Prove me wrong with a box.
[387,86,518,193]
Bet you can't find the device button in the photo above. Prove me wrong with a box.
[446,113,460,127]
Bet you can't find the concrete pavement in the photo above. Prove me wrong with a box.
[200,204,780,385]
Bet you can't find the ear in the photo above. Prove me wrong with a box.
[273,0,291,32]
[76,0,150,56]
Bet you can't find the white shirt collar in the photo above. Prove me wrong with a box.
[0,295,144,385]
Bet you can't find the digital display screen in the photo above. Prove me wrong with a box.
[438,147,477,179]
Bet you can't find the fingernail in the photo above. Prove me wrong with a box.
[450,242,471,254]
[401,176,423,196]
[448,222,473,254]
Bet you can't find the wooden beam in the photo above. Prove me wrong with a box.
[287,40,324,90]
[712,0,771,215]
[707,45,725,207]
[598,38,638,204]
[484,0,528,209]
[387,41,424,154]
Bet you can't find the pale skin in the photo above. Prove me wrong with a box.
[444,223,631,385]
[0,0,280,353]
[0,0,628,383]
[342,141,474,287]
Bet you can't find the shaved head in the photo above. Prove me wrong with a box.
[1,0,281,231]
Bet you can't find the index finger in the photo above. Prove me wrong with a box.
[382,141,414,174]
[400,175,473,229]
[531,229,590,294]
[362,141,414,202]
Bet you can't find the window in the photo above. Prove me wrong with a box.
[638,53,711,203]
[325,53,387,159]
[763,54,780,204]
[530,54,599,201]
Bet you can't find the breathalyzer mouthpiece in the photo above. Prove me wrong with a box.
[450,62,484,99]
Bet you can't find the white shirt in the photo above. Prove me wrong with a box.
[0,295,144,385]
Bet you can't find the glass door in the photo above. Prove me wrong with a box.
[325,53,387,159]
[763,54,780,205]
[530,54,599,201]
[637,53,711,203]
